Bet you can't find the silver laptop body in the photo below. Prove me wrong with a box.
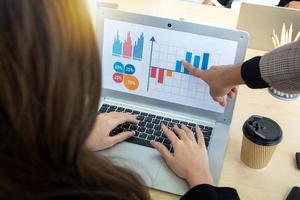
[96,6,248,195]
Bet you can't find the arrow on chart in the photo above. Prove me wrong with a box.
[147,36,156,91]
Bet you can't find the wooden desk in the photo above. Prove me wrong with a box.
[88,1,300,199]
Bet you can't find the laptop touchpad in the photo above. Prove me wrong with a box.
[97,142,163,187]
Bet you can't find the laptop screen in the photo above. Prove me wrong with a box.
[101,19,238,113]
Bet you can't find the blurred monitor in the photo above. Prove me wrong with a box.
[237,2,300,51]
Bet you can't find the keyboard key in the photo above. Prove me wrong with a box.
[199,125,204,129]
[161,120,168,125]
[155,137,164,143]
[116,107,125,112]
[146,123,154,129]
[138,121,146,127]
[154,131,162,137]
[125,109,132,113]
[152,119,160,124]
[148,114,155,118]
[154,125,161,130]
[145,128,154,134]
[134,131,140,137]
[138,127,146,132]
[137,115,145,121]
[140,112,148,116]
[130,125,138,131]
[139,133,147,139]
[168,122,175,128]
[99,107,108,113]
[172,119,180,123]
[145,117,152,123]
[110,105,117,109]
[156,116,164,120]
[132,110,140,115]
[188,123,196,127]
[102,104,109,108]
[204,126,213,131]
[180,121,188,125]
[163,138,171,145]
[164,117,171,121]
[147,135,155,141]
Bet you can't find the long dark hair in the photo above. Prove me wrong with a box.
[0,0,149,199]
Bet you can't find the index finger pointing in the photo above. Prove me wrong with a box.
[182,60,205,79]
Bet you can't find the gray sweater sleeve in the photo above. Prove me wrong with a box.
[259,40,300,94]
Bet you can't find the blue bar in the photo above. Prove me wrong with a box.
[184,52,193,74]
[193,55,201,68]
[201,53,210,71]
[175,60,182,72]
[185,52,192,63]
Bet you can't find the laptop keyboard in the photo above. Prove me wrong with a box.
[99,104,213,152]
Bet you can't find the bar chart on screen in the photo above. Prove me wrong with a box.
[147,41,221,102]
[112,30,144,61]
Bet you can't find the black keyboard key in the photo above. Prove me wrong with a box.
[204,126,213,131]
[148,114,156,118]
[152,119,160,124]
[172,119,180,123]
[202,130,212,137]
[132,110,140,115]
[110,105,117,109]
[130,125,138,131]
[155,137,164,143]
[116,107,125,112]
[163,138,171,145]
[168,122,175,128]
[147,135,155,141]
[134,131,140,137]
[122,123,130,129]
[161,120,168,125]
[146,123,154,129]
[187,126,193,130]
[154,131,162,137]
[180,121,188,125]
[107,107,117,112]
[137,127,146,132]
[99,107,108,113]
[188,123,196,127]
[125,109,132,113]
[138,121,146,127]
[199,125,204,129]
[140,112,148,116]
[146,128,154,134]
[156,116,163,120]
[154,125,161,130]
[139,133,147,139]
[137,115,145,121]
[164,117,171,121]
[102,104,109,108]
[145,117,152,123]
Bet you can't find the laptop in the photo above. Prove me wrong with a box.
[237,2,300,51]
[96,5,248,195]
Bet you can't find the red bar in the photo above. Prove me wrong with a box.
[158,68,164,84]
[151,67,157,78]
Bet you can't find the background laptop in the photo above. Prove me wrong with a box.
[96,6,248,195]
[237,2,300,51]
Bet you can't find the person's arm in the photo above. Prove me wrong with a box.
[183,40,300,106]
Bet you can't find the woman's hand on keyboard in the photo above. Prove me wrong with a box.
[85,112,139,151]
[151,124,214,188]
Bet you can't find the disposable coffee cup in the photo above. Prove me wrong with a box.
[241,115,283,169]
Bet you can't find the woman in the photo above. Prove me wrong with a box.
[1,1,227,199]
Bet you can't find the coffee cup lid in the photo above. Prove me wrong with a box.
[243,115,283,146]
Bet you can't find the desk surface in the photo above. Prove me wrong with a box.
[90,1,300,199]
